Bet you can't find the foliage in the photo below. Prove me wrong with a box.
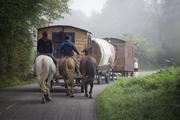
[41,0,69,25]
[0,0,69,78]
[145,0,180,66]
[122,33,155,69]
[0,75,37,88]
[122,33,148,57]
[97,67,180,120]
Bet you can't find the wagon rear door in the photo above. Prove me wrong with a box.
[52,32,75,58]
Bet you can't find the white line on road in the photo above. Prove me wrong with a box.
[6,103,17,111]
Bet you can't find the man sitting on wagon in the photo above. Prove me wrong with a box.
[60,34,80,75]
[37,31,57,66]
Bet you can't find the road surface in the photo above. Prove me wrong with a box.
[0,81,109,120]
[0,71,157,120]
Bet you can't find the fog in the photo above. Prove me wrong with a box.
[53,0,180,65]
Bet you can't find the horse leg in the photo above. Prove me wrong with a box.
[65,80,70,96]
[89,81,94,98]
[41,79,51,102]
[69,79,74,97]
[81,78,85,93]
[84,82,88,97]
[65,84,69,96]
[45,77,54,101]
[44,87,51,101]
[81,85,84,93]
[41,93,46,104]
[43,85,51,101]
[38,79,47,103]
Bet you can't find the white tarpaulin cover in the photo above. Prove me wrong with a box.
[92,38,115,66]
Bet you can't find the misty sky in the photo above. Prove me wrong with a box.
[53,0,179,47]
[70,0,107,17]
[54,0,150,39]
[52,0,180,64]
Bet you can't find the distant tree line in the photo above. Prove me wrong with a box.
[0,0,69,78]
[57,0,180,68]
[142,0,180,67]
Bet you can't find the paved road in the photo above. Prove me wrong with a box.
[138,70,158,77]
[0,71,157,120]
[0,81,109,120]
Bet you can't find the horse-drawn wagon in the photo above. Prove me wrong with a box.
[37,25,92,87]
[104,38,134,76]
[91,38,115,84]
[37,25,134,87]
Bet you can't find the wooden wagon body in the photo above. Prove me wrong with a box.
[104,38,134,76]
[37,25,92,87]
[37,25,92,60]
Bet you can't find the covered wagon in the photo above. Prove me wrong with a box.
[104,38,134,76]
[92,38,115,84]
[37,25,92,87]
[37,25,92,60]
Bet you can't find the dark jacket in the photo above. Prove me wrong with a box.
[60,40,79,57]
[37,38,52,54]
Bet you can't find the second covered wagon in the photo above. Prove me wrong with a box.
[104,38,135,76]
[91,38,116,84]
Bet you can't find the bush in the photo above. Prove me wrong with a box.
[0,75,37,88]
[96,67,180,120]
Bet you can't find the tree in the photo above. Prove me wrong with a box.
[0,0,69,77]
[145,0,180,66]
[161,0,180,65]
[41,0,69,25]
[122,33,157,68]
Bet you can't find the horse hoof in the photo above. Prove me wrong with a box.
[89,95,93,99]
[41,99,45,104]
[46,97,51,101]
[84,94,88,97]
[44,94,51,101]
[70,95,74,97]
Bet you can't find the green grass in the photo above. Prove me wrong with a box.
[0,75,37,88]
[96,67,180,120]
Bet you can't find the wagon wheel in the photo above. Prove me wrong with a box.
[130,72,133,76]
[105,73,110,84]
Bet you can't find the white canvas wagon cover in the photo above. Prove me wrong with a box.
[92,38,115,66]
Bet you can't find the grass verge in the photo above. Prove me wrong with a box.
[0,75,37,88]
[96,67,180,120]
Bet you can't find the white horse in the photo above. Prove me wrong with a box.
[35,55,56,103]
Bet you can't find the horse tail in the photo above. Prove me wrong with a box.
[40,58,49,81]
[65,57,75,80]
[85,57,95,77]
